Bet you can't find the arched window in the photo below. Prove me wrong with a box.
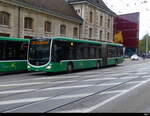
[24,17,33,29]
[45,21,51,32]
[100,15,103,26]
[89,12,93,23]
[107,19,110,28]
[60,24,66,35]
[0,11,10,26]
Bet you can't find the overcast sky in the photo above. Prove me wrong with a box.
[103,0,150,39]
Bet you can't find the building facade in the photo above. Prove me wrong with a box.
[68,0,116,42]
[0,0,116,42]
[0,0,82,39]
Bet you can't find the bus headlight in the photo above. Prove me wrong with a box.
[46,66,51,70]
[28,66,31,68]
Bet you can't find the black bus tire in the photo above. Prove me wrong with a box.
[67,63,73,73]
[96,61,101,69]
[115,59,118,65]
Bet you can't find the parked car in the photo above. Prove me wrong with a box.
[131,54,140,60]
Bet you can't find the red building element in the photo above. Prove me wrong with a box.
[114,12,140,56]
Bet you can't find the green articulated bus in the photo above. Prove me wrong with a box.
[27,37,124,73]
[0,36,29,72]
[27,37,124,72]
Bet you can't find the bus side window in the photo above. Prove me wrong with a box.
[52,40,67,62]
[5,41,16,60]
[99,46,102,58]
[20,42,28,60]
[76,44,81,59]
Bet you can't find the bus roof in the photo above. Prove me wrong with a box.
[52,37,123,47]
[0,36,29,42]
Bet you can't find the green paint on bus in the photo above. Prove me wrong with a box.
[27,37,124,73]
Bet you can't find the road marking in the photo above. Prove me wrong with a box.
[120,77,137,79]
[81,79,150,112]
[0,82,46,87]
[99,90,127,95]
[0,89,35,95]
[142,76,150,78]
[83,78,117,82]
[127,81,143,84]
[0,97,49,105]
[52,93,92,100]
[51,80,77,84]
[56,79,150,113]
[97,82,121,86]
[0,76,79,85]
[0,80,76,88]
[42,85,93,91]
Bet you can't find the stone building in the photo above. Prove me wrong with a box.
[0,0,82,39]
[0,0,116,42]
[68,0,116,42]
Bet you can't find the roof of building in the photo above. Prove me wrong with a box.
[5,0,83,23]
[68,0,116,16]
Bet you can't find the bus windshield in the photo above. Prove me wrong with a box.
[28,39,51,66]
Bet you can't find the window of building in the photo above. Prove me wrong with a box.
[75,9,81,15]
[24,17,33,29]
[107,32,110,41]
[45,21,51,32]
[108,19,110,28]
[73,27,78,37]
[89,12,93,23]
[89,28,93,38]
[24,36,33,39]
[99,30,103,40]
[0,12,10,26]
[0,33,9,37]
[60,24,66,35]
[100,15,103,26]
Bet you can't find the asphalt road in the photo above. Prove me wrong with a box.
[0,59,150,113]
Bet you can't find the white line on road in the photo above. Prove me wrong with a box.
[0,76,79,85]
[99,90,127,95]
[97,83,121,86]
[83,78,117,82]
[0,82,46,87]
[42,85,93,91]
[52,93,92,100]
[56,79,150,113]
[0,97,49,105]
[0,89,35,95]
[71,79,150,112]
[0,80,76,88]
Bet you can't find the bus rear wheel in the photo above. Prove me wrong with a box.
[67,63,73,73]
[96,62,101,69]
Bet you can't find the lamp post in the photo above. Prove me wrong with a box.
[146,35,148,56]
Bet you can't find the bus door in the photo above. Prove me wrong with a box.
[101,44,107,67]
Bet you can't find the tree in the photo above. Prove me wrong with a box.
[139,34,150,54]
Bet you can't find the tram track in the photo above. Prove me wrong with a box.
[45,77,146,113]
[3,74,146,113]
[1,61,150,112]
